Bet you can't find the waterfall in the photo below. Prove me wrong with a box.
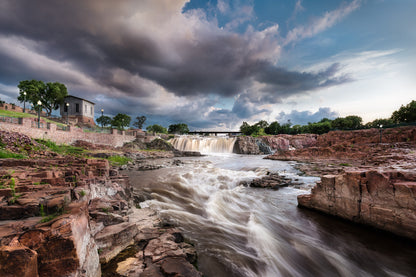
[170,136,236,154]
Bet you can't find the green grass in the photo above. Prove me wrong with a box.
[339,163,352,166]
[0,149,27,159]
[40,213,60,223]
[0,109,37,118]
[106,155,132,166]
[35,139,85,156]
[0,109,66,127]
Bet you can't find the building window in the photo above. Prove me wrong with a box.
[76,104,79,113]
[64,104,68,112]
[85,105,87,114]
[90,106,93,115]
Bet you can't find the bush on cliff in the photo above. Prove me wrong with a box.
[391,100,416,123]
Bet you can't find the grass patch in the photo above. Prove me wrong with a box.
[0,109,37,118]
[35,139,85,156]
[40,213,60,223]
[0,149,26,159]
[0,109,66,127]
[106,155,132,166]
[339,163,352,166]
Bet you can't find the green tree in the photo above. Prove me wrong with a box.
[17,80,68,116]
[391,100,416,123]
[111,113,131,130]
[365,118,394,128]
[146,124,168,134]
[254,120,269,129]
[345,115,362,129]
[307,121,332,134]
[332,115,362,130]
[96,115,112,128]
[265,121,281,135]
[133,115,146,129]
[168,123,189,134]
[291,124,307,134]
[240,122,252,135]
[280,123,292,134]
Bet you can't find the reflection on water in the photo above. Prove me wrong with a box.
[127,154,416,277]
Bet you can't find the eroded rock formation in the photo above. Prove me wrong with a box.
[298,170,416,240]
[0,157,201,277]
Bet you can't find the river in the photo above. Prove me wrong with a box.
[127,138,416,277]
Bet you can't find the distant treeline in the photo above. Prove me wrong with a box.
[240,100,416,136]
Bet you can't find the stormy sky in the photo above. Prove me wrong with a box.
[0,0,415,130]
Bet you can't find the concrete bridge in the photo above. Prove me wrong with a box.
[188,131,242,136]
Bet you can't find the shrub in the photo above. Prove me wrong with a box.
[106,155,132,166]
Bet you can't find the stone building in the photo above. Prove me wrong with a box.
[60,95,95,125]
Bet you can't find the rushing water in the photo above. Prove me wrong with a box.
[128,153,416,277]
[170,136,236,154]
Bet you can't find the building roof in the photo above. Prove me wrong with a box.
[64,95,95,105]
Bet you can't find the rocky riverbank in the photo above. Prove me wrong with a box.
[262,126,416,240]
[298,171,416,240]
[0,131,202,277]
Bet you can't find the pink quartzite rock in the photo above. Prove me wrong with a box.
[298,170,416,240]
[0,245,38,277]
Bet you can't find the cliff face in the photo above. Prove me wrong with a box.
[233,134,317,154]
[233,136,262,154]
[298,171,416,240]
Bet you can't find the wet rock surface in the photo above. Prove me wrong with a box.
[298,171,416,241]
[239,173,300,189]
[0,155,201,277]
[265,126,416,176]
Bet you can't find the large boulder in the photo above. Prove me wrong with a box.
[298,170,416,240]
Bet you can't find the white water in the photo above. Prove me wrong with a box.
[170,136,236,154]
[130,154,416,277]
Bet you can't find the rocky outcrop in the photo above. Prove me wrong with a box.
[233,136,263,154]
[239,173,301,189]
[298,170,416,240]
[261,134,317,151]
[0,156,201,277]
[233,134,318,155]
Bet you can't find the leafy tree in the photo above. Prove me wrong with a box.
[345,115,362,129]
[280,123,292,134]
[147,124,168,134]
[265,121,281,135]
[96,115,112,128]
[17,80,68,116]
[254,120,269,129]
[168,123,189,134]
[365,118,394,128]
[133,115,146,129]
[111,113,131,130]
[240,122,252,135]
[291,124,309,134]
[307,121,332,134]
[319,118,333,123]
[391,100,416,123]
[332,115,362,130]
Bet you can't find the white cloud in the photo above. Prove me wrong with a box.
[284,0,361,46]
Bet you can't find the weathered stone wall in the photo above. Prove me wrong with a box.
[0,118,135,147]
[298,170,416,240]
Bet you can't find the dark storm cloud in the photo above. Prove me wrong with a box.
[232,94,268,118]
[0,0,354,129]
[256,63,351,99]
[0,1,349,98]
[276,107,339,125]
